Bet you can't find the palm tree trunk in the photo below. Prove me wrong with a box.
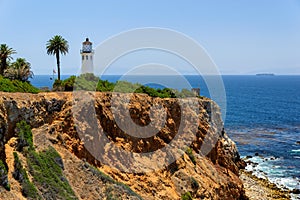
[56,51,60,80]
[0,59,6,75]
[0,63,3,76]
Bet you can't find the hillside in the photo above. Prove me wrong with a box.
[0,92,247,199]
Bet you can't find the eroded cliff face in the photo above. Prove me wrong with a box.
[0,92,247,200]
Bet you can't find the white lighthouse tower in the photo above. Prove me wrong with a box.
[80,38,94,74]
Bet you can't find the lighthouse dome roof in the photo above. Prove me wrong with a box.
[83,38,92,45]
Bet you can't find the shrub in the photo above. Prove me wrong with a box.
[186,147,196,165]
[13,152,40,199]
[96,79,115,92]
[0,160,10,191]
[27,146,77,200]
[16,120,34,151]
[53,73,99,91]
[0,76,39,93]
[181,191,193,200]
[52,79,64,91]
[74,73,99,91]
[62,75,76,91]
[190,177,199,190]
[52,73,199,99]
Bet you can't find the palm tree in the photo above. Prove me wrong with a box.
[4,58,33,82]
[46,35,69,80]
[0,44,16,75]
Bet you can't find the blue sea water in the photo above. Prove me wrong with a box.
[30,75,300,195]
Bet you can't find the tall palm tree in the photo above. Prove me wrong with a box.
[0,44,16,75]
[4,58,33,82]
[46,35,69,80]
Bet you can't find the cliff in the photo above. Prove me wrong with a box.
[0,92,247,200]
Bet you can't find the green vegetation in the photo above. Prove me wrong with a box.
[27,147,77,200]
[0,76,39,93]
[75,73,99,91]
[16,120,34,151]
[0,44,16,75]
[0,160,10,191]
[4,58,33,82]
[13,152,40,199]
[97,79,115,92]
[190,177,199,190]
[181,191,193,200]
[54,73,197,98]
[0,44,34,83]
[46,35,69,80]
[0,44,37,93]
[14,121,76,199]
[186,147,196,165]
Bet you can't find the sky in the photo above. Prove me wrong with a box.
[1,0,300,75]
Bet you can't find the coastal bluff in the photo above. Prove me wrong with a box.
[0,92,247,200]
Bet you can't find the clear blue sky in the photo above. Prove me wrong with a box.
[1,0,300,75]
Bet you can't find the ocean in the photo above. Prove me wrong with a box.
[30,75,300,197]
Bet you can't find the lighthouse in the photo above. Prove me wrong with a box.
[80,38,94,73]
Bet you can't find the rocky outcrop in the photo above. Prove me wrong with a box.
[0,92,247,199]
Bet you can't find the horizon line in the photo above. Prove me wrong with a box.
[31,74,300,76]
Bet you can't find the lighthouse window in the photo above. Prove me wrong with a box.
[90,56,92,60]
[82,55,84,60]
[86,55,88,60]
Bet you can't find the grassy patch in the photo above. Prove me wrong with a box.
[0,76,39,93]
[16,120,34,152]
[14,120,76,199]
[0,160,10,191]
[13,152,40,199]
[27,146,77,200]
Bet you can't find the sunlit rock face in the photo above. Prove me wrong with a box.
[0,92,247,200]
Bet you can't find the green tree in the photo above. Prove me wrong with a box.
[46,35,69,80]
[4,58,33,82]
[0,44,16,75]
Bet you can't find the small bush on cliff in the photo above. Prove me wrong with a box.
[13,152,40,199]
[181,191,193,200]
[52,79,64,91]
[16,120,34,152]
[186,147,196,165]
[190,177,199,190]
[97,79,115,91]
[53,73,99,91]
[27,146,77,200]
[0,160,10,191]
[0,76,39,93]
[74,73,99,91]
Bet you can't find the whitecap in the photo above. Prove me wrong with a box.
[270,177,300,190]
[292,149,300,152]
[294,156,300,159]
[245,165,253,172]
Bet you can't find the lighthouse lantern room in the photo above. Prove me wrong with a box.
[81,38,94,73]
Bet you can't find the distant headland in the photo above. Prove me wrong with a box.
[256,73,275,76]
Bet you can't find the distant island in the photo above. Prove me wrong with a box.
[256,73,275,76]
